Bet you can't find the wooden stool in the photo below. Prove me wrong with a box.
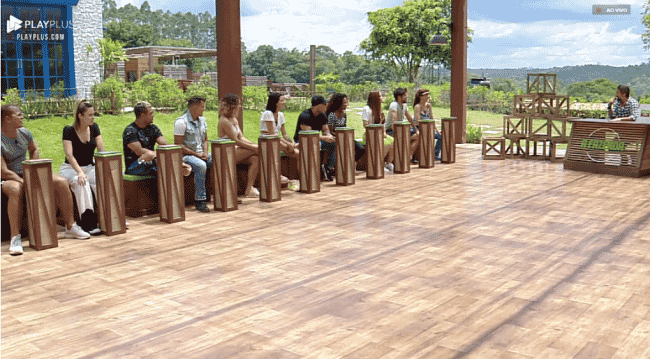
[393,121,411,174]
[211,139,238,212]
[418,119,436,168]
[94,151,126,235]
[482,137,506,160]
[298,130,321,193]
[259,135,281,202]
[156,145,185,223]
[335,127,355,186]
[441,117,457,164]
[365,124,385,179]
[549,139,567,163]
[22,159,58,250]
[525,138,550,160]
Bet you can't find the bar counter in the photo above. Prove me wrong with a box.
[564,118,650,177]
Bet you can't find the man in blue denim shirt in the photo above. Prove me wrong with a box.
[174,96,212,212]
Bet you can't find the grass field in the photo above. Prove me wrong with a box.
[21,103,515,172]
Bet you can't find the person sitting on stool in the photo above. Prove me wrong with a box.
[2,105,90,256]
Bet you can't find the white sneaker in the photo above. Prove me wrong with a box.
[246,187,260,198]
[64,223,90,239]
[385,163,395,173]
[9,235,23,255]
[89,228,102,235]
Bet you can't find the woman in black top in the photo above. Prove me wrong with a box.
[59,100,105,234]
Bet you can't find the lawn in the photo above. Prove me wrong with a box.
[22,104,517,172]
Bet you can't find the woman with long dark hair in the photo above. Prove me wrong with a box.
[260,92,298,157]
[59,99,103,234]
[413,89,442,160]
[362,91,394,172]
[323,93,365,177]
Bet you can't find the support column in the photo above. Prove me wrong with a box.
[216,1,244,131]
[450,0,467,144]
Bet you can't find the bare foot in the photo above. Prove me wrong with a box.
[182,163,192,176]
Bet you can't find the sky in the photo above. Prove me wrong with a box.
[114,0,650,69]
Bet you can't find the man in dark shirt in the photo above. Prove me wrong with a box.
[293,95,336,180]
[123,101,190,176]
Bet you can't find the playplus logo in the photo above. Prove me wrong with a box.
[6,15,22,33]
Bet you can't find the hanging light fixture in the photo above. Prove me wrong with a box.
[429,21,452,46]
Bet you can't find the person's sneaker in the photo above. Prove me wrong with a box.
[9,235,23,255]
[411,158,419,164]
[385,163,395,173]
[246,187,260,198]
[64,223,91,239]
[195,201,210,213]
[326,167,335,181]
[89,228,102,236]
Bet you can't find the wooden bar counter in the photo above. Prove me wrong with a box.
[564,118,650,177]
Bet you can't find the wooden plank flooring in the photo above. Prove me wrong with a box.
[2,144,650,359]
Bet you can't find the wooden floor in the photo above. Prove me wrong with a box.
[2,144,650,359]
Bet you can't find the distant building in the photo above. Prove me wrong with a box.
[1,0,102,98]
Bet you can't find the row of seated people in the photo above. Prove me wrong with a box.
[1,88,442,256]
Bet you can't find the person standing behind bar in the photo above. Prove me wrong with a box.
[608,85,641,122]
[174,96,212,213]
[123,101,191,177]
[59,100,103,235]
[413,89,442,160]
[293,95,336,181]
[387,87,419,162]
[2,105,90,255]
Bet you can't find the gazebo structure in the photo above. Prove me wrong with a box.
[117,46,218,82]
[215,0,468,142]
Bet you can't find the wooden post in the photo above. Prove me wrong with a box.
[393,121,411,174]
[259,135,281,202]
[21,159,57,250]
[365,124,385,179]
[211,139,238,212]
[418,119,436,168]
[156,145,185,223]
[335,127,355,186]
[298,130,320,193]
[441,117,457,164]
[451,0,468,144]
[216,0,243,132]
[94,151,126,235]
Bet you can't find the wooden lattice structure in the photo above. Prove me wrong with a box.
[486,73,575,162]
[526,73,556,94]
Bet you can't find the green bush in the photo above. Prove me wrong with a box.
[128,74,184,109]
[185,75,218,110]
[1,88,21,106]
[242,86,268,111]
[466,124,483,144]
[92,75,126,113]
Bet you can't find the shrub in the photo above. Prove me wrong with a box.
[129,74,184,109]
[92,75,127,113]
[466,124,483,144]
[1,88,21,106]
[242,86,268,111]
[185,75,218,110]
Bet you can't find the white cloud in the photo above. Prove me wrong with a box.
[468,19,646,68]
[240,0,393,53]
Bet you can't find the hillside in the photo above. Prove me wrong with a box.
[468,63,649,84]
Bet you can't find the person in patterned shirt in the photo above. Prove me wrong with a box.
[608,85,641,122]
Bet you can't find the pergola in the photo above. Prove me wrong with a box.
[215,0,468,143]
[124,46,218,75]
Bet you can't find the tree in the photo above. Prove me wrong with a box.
[360,0,470,83]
